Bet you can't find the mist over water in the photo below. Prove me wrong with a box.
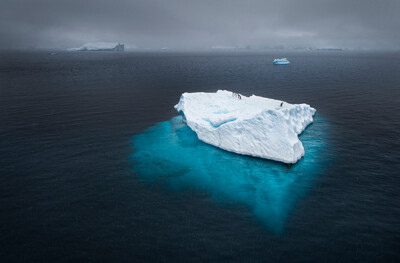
[1,0,399,50]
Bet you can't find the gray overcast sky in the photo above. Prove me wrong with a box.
[0,0,399,50]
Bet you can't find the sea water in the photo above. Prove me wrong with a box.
[1,50,399,262]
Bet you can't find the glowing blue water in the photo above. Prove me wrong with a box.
[203,117,237,128]
[132,115,329,233]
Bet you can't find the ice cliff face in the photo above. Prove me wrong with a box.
[174,90,316,164]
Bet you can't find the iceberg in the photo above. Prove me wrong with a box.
[174,90,316,164]
[273,58,290,65]
[67,42,124,51]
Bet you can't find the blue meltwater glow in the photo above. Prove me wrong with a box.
[131,115,329,233]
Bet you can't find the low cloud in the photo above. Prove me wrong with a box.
[0,0,399,50]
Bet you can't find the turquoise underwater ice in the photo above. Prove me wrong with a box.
[132,115,328,233]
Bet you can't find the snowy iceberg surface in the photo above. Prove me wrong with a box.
[273,58,290,65]
[175,90,316,164]
[67,42,124,51]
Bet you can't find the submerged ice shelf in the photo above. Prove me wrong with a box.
[132,115,329,233]
[175,90,316,164]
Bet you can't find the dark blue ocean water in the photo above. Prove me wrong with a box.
[0,51,399,262]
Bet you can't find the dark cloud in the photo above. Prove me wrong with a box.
[0,0,399,50]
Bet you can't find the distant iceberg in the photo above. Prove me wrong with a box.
[175,90,316,164]
[67,42,124,52]
[273,58,290,65]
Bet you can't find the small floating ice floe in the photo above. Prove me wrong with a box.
[273,58,290,65]
[49,52,57,55]
[175,90,316,164]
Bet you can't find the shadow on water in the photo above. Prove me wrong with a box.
[131,115,329,234]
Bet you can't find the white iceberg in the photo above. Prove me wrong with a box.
[273,58,290,65]
[174,90,316,164]
[67,42,124,51]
